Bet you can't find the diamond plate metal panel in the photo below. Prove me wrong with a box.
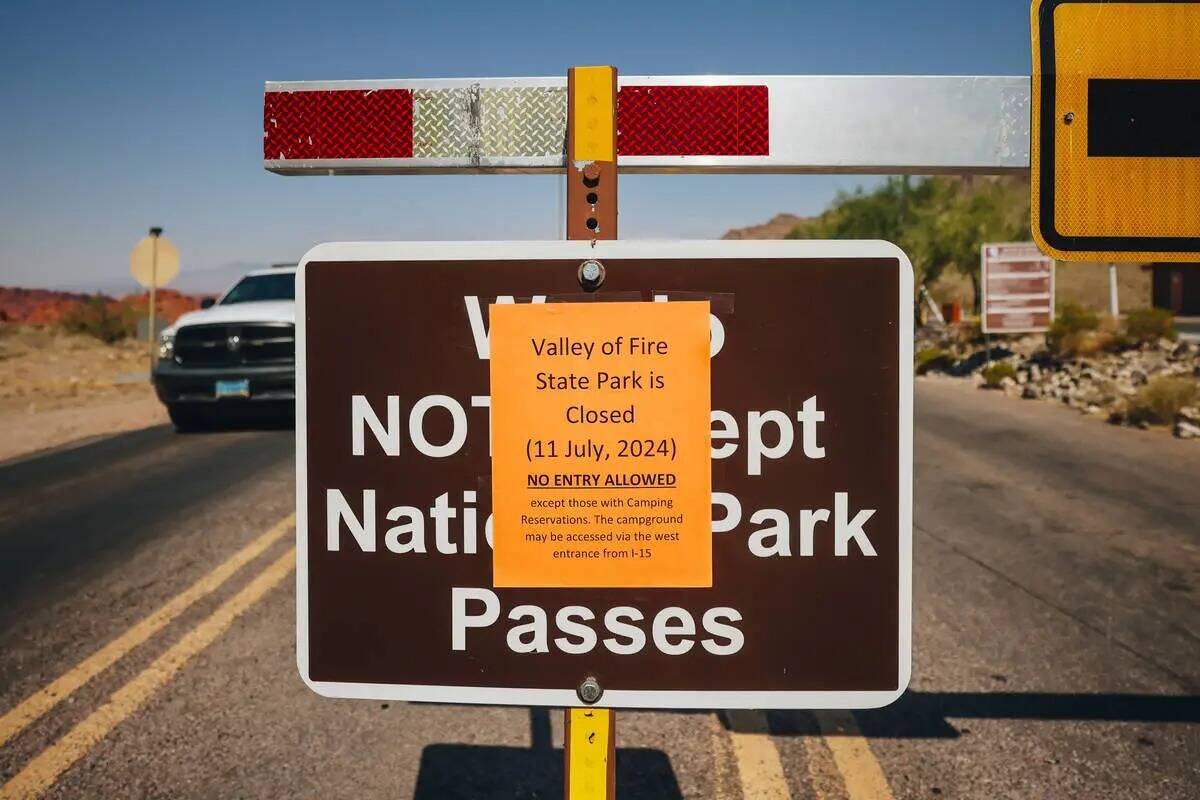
[617,85,768,156]
[482,87,566,157]
[412,88,478,158]
[264,89,413,160]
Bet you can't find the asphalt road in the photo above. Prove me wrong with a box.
[0,383,1197,799]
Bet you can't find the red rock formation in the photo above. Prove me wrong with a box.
[722,213,814,240]
[0,287,210,326]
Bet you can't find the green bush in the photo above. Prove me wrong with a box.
[981,361,1017,388]
[1123,308,1176,345]
[915,346,955,374]
[57,297,135,343]
[1046,303,1100,356]
[1126,376,1199,426]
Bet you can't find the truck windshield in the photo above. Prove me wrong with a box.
[220,273,295,304]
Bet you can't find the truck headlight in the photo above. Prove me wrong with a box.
[159,330,176,360]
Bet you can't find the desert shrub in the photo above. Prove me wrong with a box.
[1046,303,1100,357]
[1093,315,1135,352]
[981,361,1017,387]
[1126,376,1199,426]
[1123,308,1176,345]
[915,347,955,374]
[57,297,135,343]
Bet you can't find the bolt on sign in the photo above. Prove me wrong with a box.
[296,239,912,709]
[1031,0,1200,262]
[981,243,1055,334]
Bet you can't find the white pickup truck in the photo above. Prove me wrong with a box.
[152,266,295,430]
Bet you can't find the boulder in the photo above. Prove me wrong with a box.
[1175,419,1200,439]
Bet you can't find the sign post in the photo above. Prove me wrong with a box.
[129,227,180,370]
[1108,263,1119,318]
[561,64,620,798]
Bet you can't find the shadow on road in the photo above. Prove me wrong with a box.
[0,421,294,628]
[173,401,295,433]
[748,692,1200,739]
[412,709,682,799]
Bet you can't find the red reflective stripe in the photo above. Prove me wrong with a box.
[263,89,413,160]
[617,85,769,156]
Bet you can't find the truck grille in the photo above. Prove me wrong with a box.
[173,323,295,367]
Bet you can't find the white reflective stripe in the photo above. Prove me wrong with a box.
[986,293,1052,301]
[986,256,1054,264]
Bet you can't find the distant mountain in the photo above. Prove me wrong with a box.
[722,213,813,240]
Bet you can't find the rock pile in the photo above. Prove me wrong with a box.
[917,325,1200,440]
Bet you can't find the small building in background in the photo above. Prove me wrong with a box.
[1149,264,1200,316]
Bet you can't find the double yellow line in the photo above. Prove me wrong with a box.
[722,709,896,800]
[0,514,296,800]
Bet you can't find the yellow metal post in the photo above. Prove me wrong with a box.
[563,64,618,800]
[565,708,614,800]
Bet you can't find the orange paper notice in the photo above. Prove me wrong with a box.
[489,301,712,588]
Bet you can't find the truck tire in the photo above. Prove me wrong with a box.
[167,404,210,432]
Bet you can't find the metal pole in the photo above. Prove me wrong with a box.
[1108,263,1119,318]
[148,227,161,371]
[563,65,617,800]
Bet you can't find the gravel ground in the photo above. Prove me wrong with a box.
[0,325,166,462]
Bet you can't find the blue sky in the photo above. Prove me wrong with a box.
[0,0,1030,291]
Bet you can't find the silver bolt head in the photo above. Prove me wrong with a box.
[580,259,603,282]
[577,676,603,704]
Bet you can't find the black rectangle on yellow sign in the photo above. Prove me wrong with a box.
[1088,79,1200,158]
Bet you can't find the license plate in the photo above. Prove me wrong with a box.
[215,379,250,399]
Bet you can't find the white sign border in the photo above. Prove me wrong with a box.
[295,239,913,710]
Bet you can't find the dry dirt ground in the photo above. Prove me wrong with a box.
[0,325,166,462]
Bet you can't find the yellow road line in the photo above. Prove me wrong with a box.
[0,513,294,749]
[0,547,295,800]
[724,710,792,799]
[814,710,895,800]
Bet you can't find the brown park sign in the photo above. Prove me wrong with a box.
[296,240,912,709]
